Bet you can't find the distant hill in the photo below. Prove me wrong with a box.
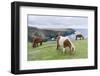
[28,26,75,42]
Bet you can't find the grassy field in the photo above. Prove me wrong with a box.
[28,40,88,61]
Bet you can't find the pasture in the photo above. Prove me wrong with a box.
[27,40,88,61]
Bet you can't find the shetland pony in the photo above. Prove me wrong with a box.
[32,36,43,48]
[57,36,75,54]
[76,34,84,40]
[75,32,84,40]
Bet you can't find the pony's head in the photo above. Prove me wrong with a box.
[71,45,75,54]
[32,43,36,48]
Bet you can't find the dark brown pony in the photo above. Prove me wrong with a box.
[76,34,84,40]
[32,36,43,48]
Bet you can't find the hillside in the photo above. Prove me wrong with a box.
[28,26,75,42]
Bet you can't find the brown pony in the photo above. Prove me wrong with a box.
[32,36,43,48]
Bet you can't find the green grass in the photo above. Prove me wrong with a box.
[28,40,88,61]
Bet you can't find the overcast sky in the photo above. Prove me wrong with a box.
[28,15,88,29]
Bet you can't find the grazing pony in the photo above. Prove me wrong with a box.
[57,36,75,54]
[32,36,43,48]
[75,32,84,40]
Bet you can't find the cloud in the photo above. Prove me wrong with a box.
[28,15,88,29]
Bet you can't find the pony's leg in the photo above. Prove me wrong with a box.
[32,44,34,48]
[35,43,36,47]
[33,43,36,48]
[40,42,42,45]
[76,36,77,40]
[82,36,84,40]
[35,43,37,47]
[37,43,38,47]
[56,44,59,50]
[41,42,42,45]
[63,48,65,54]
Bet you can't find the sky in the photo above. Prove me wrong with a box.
[28,15,88,29]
